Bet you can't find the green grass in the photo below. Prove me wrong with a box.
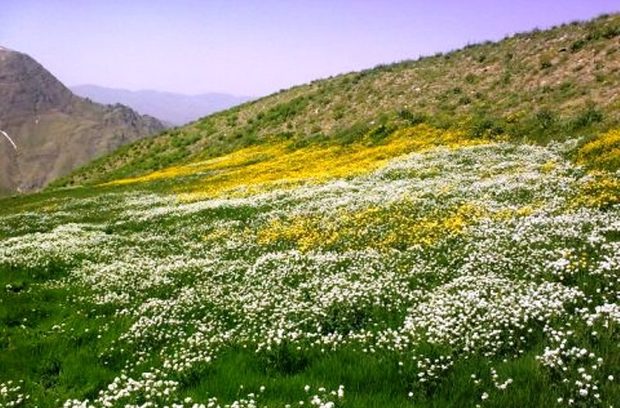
[0,263,128,407]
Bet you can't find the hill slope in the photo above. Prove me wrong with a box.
[0,14,619,408]
[56,13,620,187]
[0,47,164,195]
[71,85,252,126]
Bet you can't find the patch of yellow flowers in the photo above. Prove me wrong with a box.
[576,129,620,171]
[256,201,485,252]
[492,204,539,221]
[573,171,620,209]
[105,124,485,201]
[570,129,620,209]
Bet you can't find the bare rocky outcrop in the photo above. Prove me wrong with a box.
[0,47,164,194]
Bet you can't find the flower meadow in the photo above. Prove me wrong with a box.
[0,130,619,407]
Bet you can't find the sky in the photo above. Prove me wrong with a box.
[1,1,619,97]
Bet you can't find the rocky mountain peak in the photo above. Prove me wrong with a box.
[0,48,164,194]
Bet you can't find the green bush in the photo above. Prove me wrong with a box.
[570,39,587,52]
[397,110,426,126]
[569,104,604,130]
[540,59,553,70]
[469,113,505,139]
[367,123,396,144]
[331,121,371,145]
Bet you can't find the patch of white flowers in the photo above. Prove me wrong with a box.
[1,142,618,406]
[0,381,28,407]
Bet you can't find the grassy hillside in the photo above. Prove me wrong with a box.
[53,13,620,187]
[0,13,619,408]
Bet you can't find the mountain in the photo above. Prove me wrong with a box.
[71,85,252,126]
[1,14,619,408]
[56,13,620,187]
[0,47,164,194]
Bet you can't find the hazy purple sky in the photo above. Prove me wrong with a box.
[1,1,618,96]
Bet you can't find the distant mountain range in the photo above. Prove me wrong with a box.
[71,85,253,126]
[0,46,164,195]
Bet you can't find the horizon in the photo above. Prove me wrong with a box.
[1,1,619,97]
[70,83,254,98]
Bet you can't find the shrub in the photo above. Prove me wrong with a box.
[367,123,396,144]
[458,96,472,105]
[540,58,553,70]
[331,121,371,145]
[534,109,557,130]
[226,114,238,127]
[513,108,562,143]
[261,341,309,375]
[464,73,478,84]
[469,113,505,139]
[570,39,587,52]
[569,104,604,131]
[398,110,426,126]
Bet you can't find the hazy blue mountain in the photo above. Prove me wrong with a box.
[71,85,253,126]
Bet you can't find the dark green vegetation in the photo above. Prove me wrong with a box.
[0,272,131,406]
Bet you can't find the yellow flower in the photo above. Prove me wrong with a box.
[576,129,620,171]
[255,201,484,252]
[573,171,620,209]
[103,124,488,201]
